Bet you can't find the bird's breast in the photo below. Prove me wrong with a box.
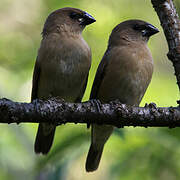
[97,45,153,105]
[37,35,91,102]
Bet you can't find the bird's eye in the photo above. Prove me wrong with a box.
[70,12,83,21]
[133,24,145,31]
[141,29,146,34]
[78,18,84,22]
[133,24,141,31]
[133,24,147,35]
[133,23,159,37]
[70,12,78,19]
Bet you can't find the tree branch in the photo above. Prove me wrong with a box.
[0,98,179,128]
[151,0,180,95]
[0,0,179,128]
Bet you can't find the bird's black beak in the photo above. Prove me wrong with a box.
[143,24,159,37]
[81,12,96,26]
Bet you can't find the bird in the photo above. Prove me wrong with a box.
[31,7,96,154]
[85,19,159,172]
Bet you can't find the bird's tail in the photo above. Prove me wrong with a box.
[85,143,104,172]
[85,124,114,172]
[34,123,56,154]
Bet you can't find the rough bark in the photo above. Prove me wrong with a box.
[151,0,180,96]
[0,98,179,128]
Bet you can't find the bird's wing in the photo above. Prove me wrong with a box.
[90,50,110,99]
[32,56,56,154]
[86,50,109,128]
[31,57,41,101]
[75,71,90,103]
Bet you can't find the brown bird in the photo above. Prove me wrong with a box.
[31,7,96,154]
[86,20,159,172]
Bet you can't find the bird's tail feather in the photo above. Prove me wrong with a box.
[86,124,114,172]
[34,123,56,154]
[85,144,104,172]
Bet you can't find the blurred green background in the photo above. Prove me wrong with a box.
[0,0,180,179]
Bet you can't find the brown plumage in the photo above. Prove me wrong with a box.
[31,7,96,154]
[86,20,159,172]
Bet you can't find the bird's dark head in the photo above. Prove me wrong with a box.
[109,20,159,45]
[42,7,96,37]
